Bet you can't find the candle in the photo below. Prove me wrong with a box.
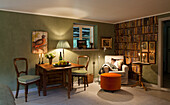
[138,53,140,56]
[41,53,44,64]
[143,53,145,56]
[38,54,41,64]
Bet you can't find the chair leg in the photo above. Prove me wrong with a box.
[38,81,40,96]
[25,85,28,102]
[84,76,86,91]
[78,76,80,86]
[15,82,20,98]
[86,76,88,87]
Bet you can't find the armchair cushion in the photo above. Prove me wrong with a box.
[18,75,40,84]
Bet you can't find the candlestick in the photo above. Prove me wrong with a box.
[38,54,41,64]
[41,53,44,64]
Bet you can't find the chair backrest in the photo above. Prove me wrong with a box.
[13,58,28,77]
[105,55,124,64]
[77,55,90,71]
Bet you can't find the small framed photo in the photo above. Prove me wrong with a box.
[77,40,86,49]
[141,42,148,52]
[142,53,148,63]
[149,53,155,64]
[101,37,112,49]
[149,42,155,53]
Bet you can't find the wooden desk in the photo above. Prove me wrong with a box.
[35,63,84,99]
[131,62,149,91]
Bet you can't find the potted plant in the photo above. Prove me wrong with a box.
[45,53,56,65]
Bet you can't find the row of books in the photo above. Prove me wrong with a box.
[115,16,158,29]
[116,34,157,43]
[115,25,158,35]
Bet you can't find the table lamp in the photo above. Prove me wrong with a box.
[56,40,70,60]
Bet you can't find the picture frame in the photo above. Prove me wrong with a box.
[101,37,112,49]
[141,42,148,52]
[142,53,148,63]
[149,41,155,53]
[32,31,48,54]
[77,40,87,49]
[149,53,155,64]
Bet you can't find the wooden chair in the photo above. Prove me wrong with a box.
[72,55,90,91]
[14,58,40,102]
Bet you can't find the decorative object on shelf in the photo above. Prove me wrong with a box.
[90,42,94,49]
[45,53,56,65]
[77,40,86,49]
[149,53,155,64]
[149,41,155,53]
[141,42,148,52]
[101,37,112,49]
[56,40,71,60]
[32,31,48,54]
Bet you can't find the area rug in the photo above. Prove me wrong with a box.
[97,89,133,102]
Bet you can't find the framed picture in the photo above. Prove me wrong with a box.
[32,31,48,54]
[141,42,148,52]
[149,42,155,53]
[101,37,112,49]
[149,53,155,64]
[77,40,86,49]
[142,53,148,63]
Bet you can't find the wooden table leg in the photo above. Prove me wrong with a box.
[67,69,71,99]
[63,71,66,87]
[43,70,47,96]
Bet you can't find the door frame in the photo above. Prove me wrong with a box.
[158,16,170,87]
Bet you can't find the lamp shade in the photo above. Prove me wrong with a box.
[56,40,70,49]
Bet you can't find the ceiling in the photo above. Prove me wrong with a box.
[0,0,170,24]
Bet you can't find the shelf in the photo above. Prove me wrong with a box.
[72,49,100,51]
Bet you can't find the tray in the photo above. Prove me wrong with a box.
[53,64,71,67]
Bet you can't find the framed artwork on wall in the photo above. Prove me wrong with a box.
[149,53,155,64]
[149,41,155,53]
[32,31,48,54]
[101,37,112,49]
[141,42,148,52]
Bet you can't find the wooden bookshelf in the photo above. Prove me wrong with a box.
[114,16,158,80]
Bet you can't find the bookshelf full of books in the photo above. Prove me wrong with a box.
[114,16,158,80]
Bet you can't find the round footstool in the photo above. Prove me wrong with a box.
[100,73,121,91]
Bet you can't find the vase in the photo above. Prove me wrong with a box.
[49,58,53,65]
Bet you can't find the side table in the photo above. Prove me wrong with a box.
[131,62,150,91]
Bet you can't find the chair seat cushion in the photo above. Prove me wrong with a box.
[18,75,40,84]
[72,69,87,75]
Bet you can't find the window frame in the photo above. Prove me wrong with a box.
[73,24,94,48]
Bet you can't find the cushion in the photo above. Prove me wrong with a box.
[18,75,40,84]
[72,69,87,75]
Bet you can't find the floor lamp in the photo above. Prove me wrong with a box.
[56,40,70,60]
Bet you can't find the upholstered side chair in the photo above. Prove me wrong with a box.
[72,55,90,91]
[14,58,40,102]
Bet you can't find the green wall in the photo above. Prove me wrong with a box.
[142,13,170,84]
[0,10,115,90]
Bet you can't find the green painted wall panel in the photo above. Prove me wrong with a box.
[0,10,114,90]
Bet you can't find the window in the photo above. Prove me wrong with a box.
[73,24,94,48]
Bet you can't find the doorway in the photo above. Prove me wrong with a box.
[163,20,170,88]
